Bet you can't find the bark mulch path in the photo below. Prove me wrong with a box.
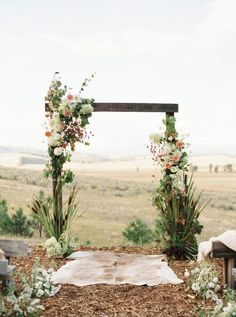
[10,246,223,317]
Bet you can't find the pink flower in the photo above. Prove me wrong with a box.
[67,94,74,101]
[64,111,72,117]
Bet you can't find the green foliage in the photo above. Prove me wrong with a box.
[31,191,52,237]
[10,208,33,237]
[0,261,60,316]
[0,198,33,237]
[150,116,206,260]
[155,175,207,260]
[123,218,154,245]
[44,232,79,257]
[32,185,82,240]
[0,197,12,234]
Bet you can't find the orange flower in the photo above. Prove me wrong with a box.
[172,153,180,163]
[61,143,67,149]
[165,162,172,170]
[176,141,184,149]
[45,131,52,137]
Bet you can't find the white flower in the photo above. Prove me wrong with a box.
[208,282,215,289]
[79,103,94,114]
[47,133,61,147]
[193,267,200,274]
[211,293,218,301]
[206,290,214,300]
[54,147,63,156]
[36,289,44,297]
[213,277,218,283]
[214,299,223,312]
[45,237,57,247]
[171,166,178,173]
[214,284,221,292]
[49,113,64,132]
[191,282,200,292]
[162,143,172,155]
[184,269,190,277]
[173,178,185,192]
[74,94,81,102]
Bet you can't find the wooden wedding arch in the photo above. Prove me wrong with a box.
[44,101,178,240]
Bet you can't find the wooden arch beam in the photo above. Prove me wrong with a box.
[93,102,178,113]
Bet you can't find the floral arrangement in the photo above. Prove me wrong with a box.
[149,115,189,193]
[44,232,78,257]
[186,263,221,300]
[149,115,205,259]
[44,72,95,184]
[0,262,60,316]
[185,263,236,316]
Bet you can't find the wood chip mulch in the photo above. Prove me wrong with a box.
[9,246,223,317]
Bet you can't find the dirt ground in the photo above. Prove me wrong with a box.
[10,246,223,317]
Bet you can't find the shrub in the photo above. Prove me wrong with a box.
[44,232,78,257]
[187,263,221,300]
[0,198,33,237]
[10,208,33,237]
[0,198,12,234]
[122,218,154,245]
[0,262,60,316]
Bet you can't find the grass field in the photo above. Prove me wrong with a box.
[0,162,236,246]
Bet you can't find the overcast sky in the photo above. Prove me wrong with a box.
[0,0,235,157]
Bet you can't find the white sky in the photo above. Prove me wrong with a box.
[0,0,235,157]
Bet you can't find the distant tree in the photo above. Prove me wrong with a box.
[189,165,198,173]
[192,165,198,173]
[214,165,219,173]
[226,164,233,173]
[209,164,213,173]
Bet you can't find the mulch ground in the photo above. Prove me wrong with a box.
[9,246,223,317]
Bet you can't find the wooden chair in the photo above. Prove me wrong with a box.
[212,241,236,289]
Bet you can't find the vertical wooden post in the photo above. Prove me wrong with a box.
[166,112,175,120]
[52,174,63,240]
[45,101,63,240]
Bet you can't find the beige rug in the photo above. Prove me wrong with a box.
[52,251,183,286]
